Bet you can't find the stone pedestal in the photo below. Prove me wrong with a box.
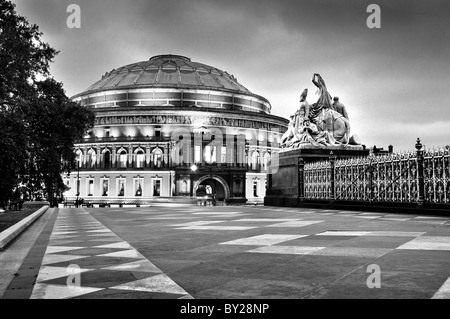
[264,146,370,207]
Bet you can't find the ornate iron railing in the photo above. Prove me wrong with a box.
[334,156,372,202]
[302,140,450,206]
[304,160,331,200]
[424,148,450,204]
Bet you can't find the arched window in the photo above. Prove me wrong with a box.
[152,148,163,168]
[118,149,128,168]
[221,147,226,164]
[263,152,271,171]
[252,151,259,171]
[204,146,217,164]
[103,150,111,169]
[75,150,83,167]
[87,149,96,168]
[135,148,145,168]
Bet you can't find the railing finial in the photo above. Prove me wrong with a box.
[415,138,423,151]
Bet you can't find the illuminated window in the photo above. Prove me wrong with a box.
[204,146,217,164]
[87,179,94,196]
[181,180,188,194]
[117,179,126,196]
[75,150,83,167]
[134,179,143,197]
[88,149,96,168]
[252,151,259,170]
[152,148,163,168]
[221,147,226,164]
[152,179,161,197]
[118,150,127,168]
[263,152,271,171]
[101,179,109,196]
[178,144,185,165]
[194,145,201,163]
[135,149,145,168]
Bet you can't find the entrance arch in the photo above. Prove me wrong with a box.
[193,175,230,200]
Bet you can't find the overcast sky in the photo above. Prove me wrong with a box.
[14,0,450,151]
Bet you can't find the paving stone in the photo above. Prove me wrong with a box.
[4,205,450,299]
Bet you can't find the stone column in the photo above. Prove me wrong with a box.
[96,148,101,168]
[164,145,168,168]
[128,144,133,168]
[82,147,88,168]
[190,136,195,167]
[200,134,204,166]
[225,134,234,167]
[237,135,245,167]
[146,144,151,168]
[168,142,173,169]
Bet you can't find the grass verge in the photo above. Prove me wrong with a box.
[0,205,45,233]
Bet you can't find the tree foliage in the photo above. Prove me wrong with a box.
[0,0,94,208]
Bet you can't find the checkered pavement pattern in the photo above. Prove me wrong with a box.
[165,208,450,257]
[160,206,450,298]
[30,208,192,299]
[10,205,450,299]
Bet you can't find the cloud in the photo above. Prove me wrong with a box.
[358,118,450,150]
[12,0,450,152]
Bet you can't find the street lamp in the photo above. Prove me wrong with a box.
[76,157,80,207]
[189,164,199,198]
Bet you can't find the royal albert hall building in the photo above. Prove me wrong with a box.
[64,55,288,206]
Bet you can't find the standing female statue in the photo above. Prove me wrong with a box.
[309,73,334,121]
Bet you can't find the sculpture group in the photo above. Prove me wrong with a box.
[281,74,361,149]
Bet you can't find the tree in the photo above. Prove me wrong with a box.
[0,110,27,208]
[23,79,95,205]
[0,0,94,208]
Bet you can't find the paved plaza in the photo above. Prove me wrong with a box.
[2,205,450,299]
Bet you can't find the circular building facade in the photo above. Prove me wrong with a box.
[64,54,288,206]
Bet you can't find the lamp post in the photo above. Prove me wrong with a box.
[190,164,198,197]
[76,158,80,208]
[169,140,176,197]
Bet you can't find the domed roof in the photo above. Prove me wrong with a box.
[81,55,253,95]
